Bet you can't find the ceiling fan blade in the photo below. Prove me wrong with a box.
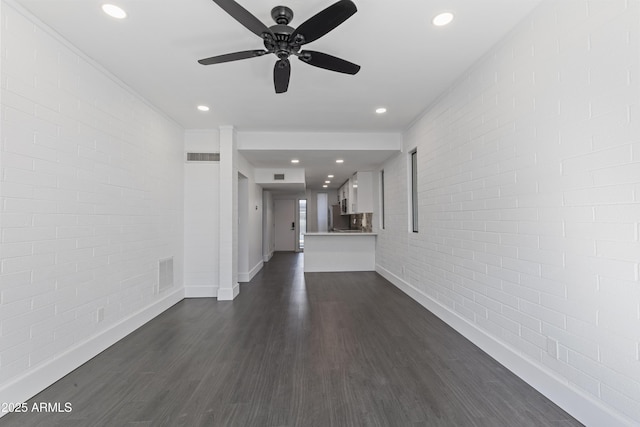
[198,49,268,65]
[211,0,274,39]
[273,59,291,93]
[290,0,357,45]
[298,50,360,75]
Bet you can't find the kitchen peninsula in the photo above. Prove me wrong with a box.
[303,231,376,272]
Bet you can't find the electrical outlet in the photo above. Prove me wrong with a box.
[97,307,104,323]
[547,337,558,359]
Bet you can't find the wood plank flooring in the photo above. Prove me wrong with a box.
[2,253,582,426]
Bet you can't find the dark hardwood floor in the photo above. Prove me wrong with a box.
[2,253,582,426]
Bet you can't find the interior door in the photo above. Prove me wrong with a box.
[274,199,296,251]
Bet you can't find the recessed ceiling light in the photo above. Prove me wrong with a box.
[322,185,328,188]
[328,174,334,178]
[291,159,300,164]
[102,4,127,19]
[375,107,387,114]
[197,105,210,112]
[325,180,331,184]
[336,159,344,164]
[432,12,454,26]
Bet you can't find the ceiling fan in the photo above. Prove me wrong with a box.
[198,0,361,93]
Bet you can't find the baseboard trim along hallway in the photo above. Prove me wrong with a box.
[238,260,264,283]
[375,264,633,427]
[0,288,184,415]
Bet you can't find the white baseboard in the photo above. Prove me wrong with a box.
[375,265,635,427]
[0,288,184,416]
[184,285,218,298]
[263,250,274,263]
[238,260,263,283]
[249,260,263,280]
[217,282,239,300]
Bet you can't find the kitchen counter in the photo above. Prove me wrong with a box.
[303,232,376,272]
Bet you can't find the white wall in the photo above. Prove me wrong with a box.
[262,190,274,261]
[238,131,402,151]
[217,127,239,299]
[375,1,639,425]
[317,192,329,232]
[304,189,318,233]
[237,153,264,282]
[298,189,338,233]
[254,167,305,192]
[237,173,249,278]
[254,168,306,183]
[0,0,185,407]
[183,130,220,297]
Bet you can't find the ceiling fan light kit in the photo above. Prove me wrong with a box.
[198,0,361,94]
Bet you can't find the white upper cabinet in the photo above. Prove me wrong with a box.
[339,171,373,215]
[352,171,373,213]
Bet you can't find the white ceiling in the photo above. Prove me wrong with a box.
[12,0,542,190]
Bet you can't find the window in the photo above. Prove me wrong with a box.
[411,149,418,233]
[380,170,385,230]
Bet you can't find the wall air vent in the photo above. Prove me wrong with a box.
[186,152,220,162]
[274,173,285,180]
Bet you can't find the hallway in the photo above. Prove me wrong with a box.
[2,253,581,426]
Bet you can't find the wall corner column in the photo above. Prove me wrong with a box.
[218,125,240,300]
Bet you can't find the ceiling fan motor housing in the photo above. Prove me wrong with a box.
[267,6,299,59]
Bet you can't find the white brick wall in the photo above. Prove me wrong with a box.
[1,1,184,390]
[183,130,220,297]
[375,1,640,424]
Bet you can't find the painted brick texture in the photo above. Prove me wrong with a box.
[376,0,639,423]
[183,130,220,295]
[0,3,184,386]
